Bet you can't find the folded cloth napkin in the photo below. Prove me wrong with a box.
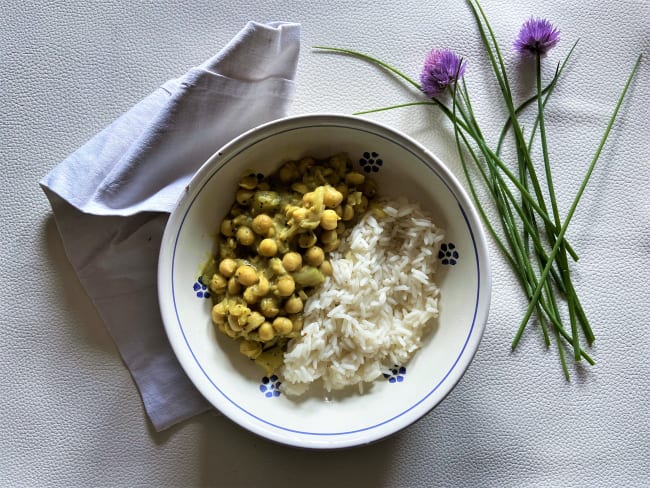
[40,21,301,431]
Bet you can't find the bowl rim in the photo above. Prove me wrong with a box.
[158,113,492,449]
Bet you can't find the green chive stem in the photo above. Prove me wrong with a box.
[513,53,642,347]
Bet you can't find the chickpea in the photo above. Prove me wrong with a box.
[345,171,365,186]
[298,232,317,248]
[305,246,324,266]
[236,226,255,246]
[370,206,387,219]
[209,273,227,293]
[320,209,340,230]
[211,303,227,324]
[291,207,308,224]
[342,204,355,221]
[227,277,241,295]
[322,167,340,185]
[238,174,258,190]
[239,340,262,359]
[323,186,344,207]
[243,286,258,304]
[218,258,237,277]
[232,214,248,227]
[282,251,302,272]
[323,239,340,253]
[302,191,316,205]
[362,178,378,198]
[335,183,349,199]
[291,182,309,194]
[245,311,265,331]
[222,323,238,338]
[284,204,298,219]
[328,154,347,171]
[284,295,304,314]
[267,257,285,275]
[258,238,278,257]
[236,188,255,205]
[236,312,250,329]
[258,322,275,342]
[229,303,250,317]
[320,260,333,276]
[358,195,369,213]
[347,191,362,206]
[235,265,258,286]
[214,300,228,314]
[251,214,273,235]
[255,275,270,296]
[279,162,299,183]
[276,275,295,297]
[260,297,280,318]
[228,314,243,332]
[272,317,293,336]
[320,230,337,245]
[290,315,304,332]
[220,219,234,237]
[298,157,315,173]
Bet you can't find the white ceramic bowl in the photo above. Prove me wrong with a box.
[158,114,491,449]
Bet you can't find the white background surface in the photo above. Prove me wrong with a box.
[2,0,649,486]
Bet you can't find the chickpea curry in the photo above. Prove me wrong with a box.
[201,154,378,374]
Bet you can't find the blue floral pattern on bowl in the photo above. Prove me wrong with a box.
[193,276,210,299]
[359,151,383,173]
[260,375,281,398]
[383,365,407,383]
[439,242,459,266]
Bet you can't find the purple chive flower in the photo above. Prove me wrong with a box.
[420,49,466,98]
[513,17,560,57]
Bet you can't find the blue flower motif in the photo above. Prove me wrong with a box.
[193,276,210,299]
[259,375,281,398]
[438,242,459,266]
[359,151,383,174]
[383,365,407,384]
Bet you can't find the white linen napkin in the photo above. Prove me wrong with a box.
[40,21,301,431]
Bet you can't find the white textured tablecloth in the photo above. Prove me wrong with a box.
[1,0,648,486]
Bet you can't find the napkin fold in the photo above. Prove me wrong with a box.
[40,21,301,431]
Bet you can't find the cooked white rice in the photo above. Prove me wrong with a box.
[280,196,444,396]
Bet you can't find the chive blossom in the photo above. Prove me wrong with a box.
[420,49,466,98]
[513,17,560,57]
